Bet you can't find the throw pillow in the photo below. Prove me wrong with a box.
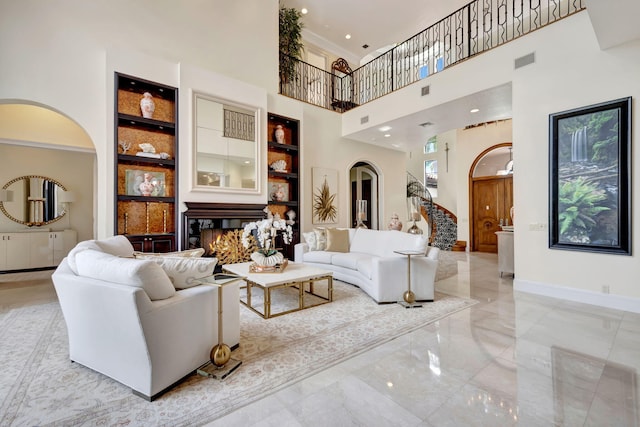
[325,228,350,252]
[94,235,135,258]
[133,248,205,258]
[314,228,327,251]
[75,249,176,300]
[137,255,218,289]
[303,231,318,251]
[66,240,102,275]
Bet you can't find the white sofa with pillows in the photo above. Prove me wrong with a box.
[294,228,439,303]
[52,236,239,400]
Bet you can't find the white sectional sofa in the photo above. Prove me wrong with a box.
[52,236,239,400]
[294,228,439,303]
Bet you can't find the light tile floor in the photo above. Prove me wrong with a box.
[2,253,638,426]
[207,251,640,426]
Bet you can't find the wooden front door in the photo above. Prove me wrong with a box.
[472,176,513,253]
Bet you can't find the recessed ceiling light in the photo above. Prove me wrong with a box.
[301,8,308,14]
[244,161,250,164]
[345,34,351,39]
[384,134,391,138]
[470,108,480,113]
[391,143,401,148]
[378,125,392,132]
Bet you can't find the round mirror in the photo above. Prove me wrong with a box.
[0,175,68,226]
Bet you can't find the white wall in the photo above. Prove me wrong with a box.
[512,12,640,306]
[0,143,94,242]
[268,95,408,233]
[0,0,277,240]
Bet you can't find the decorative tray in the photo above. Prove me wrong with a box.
[249,258,288,273]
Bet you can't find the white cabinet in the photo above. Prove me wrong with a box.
[0,233,30,270]
[51,230,77,265]
[0,230,77,271]
[496,231,514,277]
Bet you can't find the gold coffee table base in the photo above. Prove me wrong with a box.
[223,262,333,319]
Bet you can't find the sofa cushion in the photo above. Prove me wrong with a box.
[325,228,350,252]
[135,255,217,289]
[303,250,334,264]
[302,231,318,251]
[75,250,176,300]
[94,235,135,258]
[133,248,205,258]
[383,230,428,257]
[331,252,372,270]
[356,257,374,279]
[66,240,102,275]
[350,228,386,257]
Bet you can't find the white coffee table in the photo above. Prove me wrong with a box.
[222,261,333,319]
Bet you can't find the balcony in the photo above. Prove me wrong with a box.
[279,0,585,111]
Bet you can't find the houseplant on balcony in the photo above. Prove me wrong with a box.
[279,5,304,86]
[241,209,293,267]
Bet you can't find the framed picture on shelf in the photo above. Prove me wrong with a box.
[125,169,166,197]
[549,97,631,255]
[269,181,289,202]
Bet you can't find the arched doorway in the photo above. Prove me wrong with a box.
[469,143,513,252]
[0,102,96,242]
[349,162,379,229]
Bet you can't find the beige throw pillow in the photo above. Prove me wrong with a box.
[138,256,218,289]
[325,228,350,252]
[133,248,205,258]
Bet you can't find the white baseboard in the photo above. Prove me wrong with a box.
[514,279,640,314]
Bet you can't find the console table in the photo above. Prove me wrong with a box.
[496,231,514,277]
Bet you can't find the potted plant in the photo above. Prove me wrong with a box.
[279,5,304,87]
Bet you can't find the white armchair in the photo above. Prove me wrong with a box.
[52,236,239,400]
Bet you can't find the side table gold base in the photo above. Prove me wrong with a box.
[197,359,242,380]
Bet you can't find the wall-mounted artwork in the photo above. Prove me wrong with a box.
[549,97,631,255]
[312,167,338,224]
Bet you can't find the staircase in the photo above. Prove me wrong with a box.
[406,173,465,251]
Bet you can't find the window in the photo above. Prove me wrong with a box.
[424,160,438,197]
[424,136,437,154]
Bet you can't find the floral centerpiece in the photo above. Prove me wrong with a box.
[241,208,293,267]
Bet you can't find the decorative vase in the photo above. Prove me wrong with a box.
[274,124,285,144]
[251,250,285,267]
[388,213,403,231]
[140,92,155,119]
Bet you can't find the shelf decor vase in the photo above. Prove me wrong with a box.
[140,92,155,119]
[274,124,285,144]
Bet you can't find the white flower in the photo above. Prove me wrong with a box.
[241,213,294,253]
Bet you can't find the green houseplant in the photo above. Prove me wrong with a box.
[279,5,304,86]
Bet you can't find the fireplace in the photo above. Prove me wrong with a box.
[182,203,266,261]
[183,202,300,265]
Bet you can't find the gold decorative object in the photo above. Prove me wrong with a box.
[249,258,288,273]
[163,209,167,233]
[210,343,231,367]
[145,202,150,234]
[124,213,128,234]
[210,230,257,264]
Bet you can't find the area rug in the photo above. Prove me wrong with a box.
[0,280,476,426]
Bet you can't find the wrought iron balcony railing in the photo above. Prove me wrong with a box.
[279,0,585,111]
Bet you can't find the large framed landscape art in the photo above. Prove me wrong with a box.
[549,97,631,255]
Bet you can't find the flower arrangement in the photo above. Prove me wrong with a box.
[241,208,293,257]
